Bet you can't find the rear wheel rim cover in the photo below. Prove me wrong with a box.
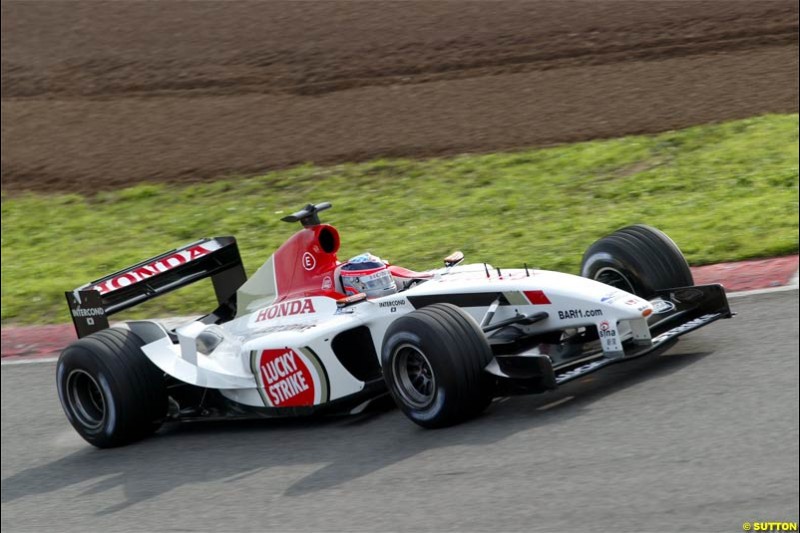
[65,369,106,430]
[392,344,436,409]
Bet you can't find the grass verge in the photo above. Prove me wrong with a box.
[2,113,798,325]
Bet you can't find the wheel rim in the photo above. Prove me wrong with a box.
[392,344,436,409]
[595,267,636,294]
[65,369,106,431]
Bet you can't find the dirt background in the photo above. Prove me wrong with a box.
[2,0,798,194]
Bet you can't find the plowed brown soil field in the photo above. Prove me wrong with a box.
[2,0,797,194]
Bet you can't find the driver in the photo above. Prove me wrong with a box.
[340,253,397,298]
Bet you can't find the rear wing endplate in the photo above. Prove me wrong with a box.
[65,236,247,338]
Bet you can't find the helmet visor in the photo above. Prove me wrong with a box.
[359,270,394,291]
[342,268,396,297]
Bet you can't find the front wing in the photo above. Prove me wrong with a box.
[493,284,732,389]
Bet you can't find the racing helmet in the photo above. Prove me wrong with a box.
[340,253,397,298]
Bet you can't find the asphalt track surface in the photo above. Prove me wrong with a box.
[2,0,798,193]
[2,291,798,532]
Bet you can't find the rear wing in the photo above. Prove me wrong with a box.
[66,236,247,338]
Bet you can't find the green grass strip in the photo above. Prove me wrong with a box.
[2,113,797,325]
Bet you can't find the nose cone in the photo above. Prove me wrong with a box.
[609,293,654,318]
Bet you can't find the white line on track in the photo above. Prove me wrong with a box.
[2,356,59,366]
[2,280,797,367]
[726,283,799,298]
[537,396,575,411]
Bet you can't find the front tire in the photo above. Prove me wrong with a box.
[580,224,693,299]
[381,303,494,428]
[56,327,167,448]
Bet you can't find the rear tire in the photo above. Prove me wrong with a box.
[580,224,693,299]
[381,303,494,428]
[56,327,167,448]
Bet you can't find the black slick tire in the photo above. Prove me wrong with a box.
[580,224,694,299]
[56,327,168,448]
[381,303,494,428]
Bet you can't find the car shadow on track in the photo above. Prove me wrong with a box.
[1,348,712,515]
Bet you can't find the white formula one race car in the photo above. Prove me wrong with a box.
[58,202,732,447]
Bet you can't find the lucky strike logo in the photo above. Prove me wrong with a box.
[259,349,315,407]
[255,298,316,322]
[93,244,216,295]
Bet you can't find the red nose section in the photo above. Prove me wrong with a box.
[273,224,345,301]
